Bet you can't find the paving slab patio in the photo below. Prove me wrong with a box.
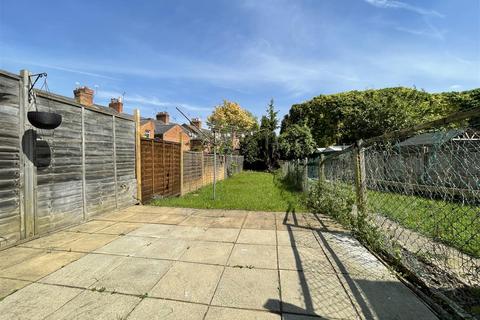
[0,205,439,319]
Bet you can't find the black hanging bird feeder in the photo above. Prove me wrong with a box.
[27,73,62,130]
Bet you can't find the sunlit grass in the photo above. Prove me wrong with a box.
[150,171,307,212]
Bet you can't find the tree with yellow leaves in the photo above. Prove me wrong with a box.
[207,100,257,153]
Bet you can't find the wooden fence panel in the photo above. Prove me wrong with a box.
[0,72,22,246]
[140,139,181,201]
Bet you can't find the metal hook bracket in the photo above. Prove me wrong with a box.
[28,72,48,103]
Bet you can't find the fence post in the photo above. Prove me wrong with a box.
[151,139,155,195]
[20,69,35,238]
[303,157,308,192]
[179,132,184,196]
[112,116,118,209]
[353,140,368,227]
[134,109,142,203]
[81,106,87,220]
[201,153,205,187]
[318,154,325,181]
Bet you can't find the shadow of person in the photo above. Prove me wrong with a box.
[263,298,328,319]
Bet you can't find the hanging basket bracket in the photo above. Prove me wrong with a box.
[28,72,48,103]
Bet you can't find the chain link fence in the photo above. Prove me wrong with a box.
[282,109,480,317]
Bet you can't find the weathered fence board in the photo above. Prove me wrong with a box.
[0,69,137,247]
[0,73,21,246]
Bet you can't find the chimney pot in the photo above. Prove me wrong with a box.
[73,86,94,107]
[156,112,169,124]
[109,97,123,113]
[191,118,201,129]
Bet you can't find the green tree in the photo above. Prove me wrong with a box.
[280,87,478,146]
[278,124,316,160]
[240,99,280,170]
[258,99,279,170]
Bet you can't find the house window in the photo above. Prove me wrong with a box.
[144,130,151,138]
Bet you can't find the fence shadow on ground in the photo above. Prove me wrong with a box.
[263,210,437,319]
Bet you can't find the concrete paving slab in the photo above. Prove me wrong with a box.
[150,261,223,304]
[128,223,175,238]
[212,267,280,311]
[1,251,84,281]
[122,213,171,223]
[195,209,228,218]
[210,216,245,228]
[281,314,324,320]
[65,220,116,233]
[44,290,140,320]
[217,209,248,218]
[129,206,195,216]
[205,306,281,319]
[0,207,442,320]
[153,214,188,224]
[277,231,320,248]
[95,222,143,235]
[280,269,358,318]
[127,298,208,320]
[227,244,277,269]
[199,228,240,243]
[96,210,137,221]
[92,257,171,295]
[0,283,82,320]
[339,273,438,320]
[0,247,44,270]
[244,217,277,230]
[179,241,233,265]
[277,246,334,272]
[168,226,207,240]
[20,231,84,249]
[94,236,154,256]
[237,229,277,245]
[246,212,276,219]
[57,233,118,252]
[316,232,394,279]
[0,278,30,300]
[179,216,214,227]
[135,238,190,260]
[40,253,125,287]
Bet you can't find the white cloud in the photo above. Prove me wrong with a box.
[365,0,444,18]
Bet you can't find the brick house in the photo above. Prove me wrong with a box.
[181,118,212,152]
[140,112,190,150]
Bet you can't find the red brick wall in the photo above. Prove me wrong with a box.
[163,125,191,151]
[140,121,155,139]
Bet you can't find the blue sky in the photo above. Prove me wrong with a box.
[1,0,479,123]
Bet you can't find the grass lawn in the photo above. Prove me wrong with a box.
[150,171,307,212]
[368,189,480,258]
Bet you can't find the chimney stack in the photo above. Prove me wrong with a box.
[156,112,169,124]
[73,86,94,107]
[191,118,201,129]
[109,97,123,113]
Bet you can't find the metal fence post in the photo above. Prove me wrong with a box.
[353,140,368,227]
